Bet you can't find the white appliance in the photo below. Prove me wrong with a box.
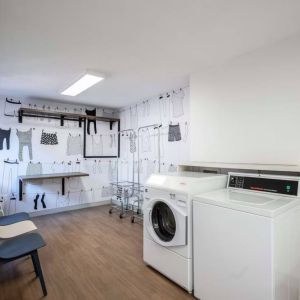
[143,172,228,292]
[193,172,300,300]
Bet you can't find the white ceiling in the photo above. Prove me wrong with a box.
[1,0,300,108]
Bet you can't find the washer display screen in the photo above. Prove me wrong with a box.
[228,175,298,196]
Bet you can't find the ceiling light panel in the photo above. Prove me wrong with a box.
[61,74,104,96]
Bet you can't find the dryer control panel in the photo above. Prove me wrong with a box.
[228,173,299,196]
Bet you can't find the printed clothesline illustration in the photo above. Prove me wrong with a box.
[1,186,106,215]
[0,158,117,196]
[2,98,117,118]
[119,86,188,113]
[119,86,188,131]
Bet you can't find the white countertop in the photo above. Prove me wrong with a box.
[179,161,300,173]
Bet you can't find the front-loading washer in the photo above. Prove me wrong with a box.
[143,172,228,292]
[193,172,300,300]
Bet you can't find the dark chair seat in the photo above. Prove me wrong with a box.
[0,233,45,260]
[0,232,47,296]
[0,212,30,226]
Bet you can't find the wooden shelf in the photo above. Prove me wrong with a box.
[18,172,89,201]
[18,108,119,129]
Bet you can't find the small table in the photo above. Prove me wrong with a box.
[18,172,89,201]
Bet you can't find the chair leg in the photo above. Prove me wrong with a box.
[31,250,47,296]
[31,253,38,277]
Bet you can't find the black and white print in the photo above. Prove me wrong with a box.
[40,131,58,145]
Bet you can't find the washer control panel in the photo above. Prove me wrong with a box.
[228,173,299,196]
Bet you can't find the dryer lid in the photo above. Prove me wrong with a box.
[146,172,227,194]
[194,189,300,218]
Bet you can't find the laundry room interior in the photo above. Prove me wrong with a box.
[1,1,300,300]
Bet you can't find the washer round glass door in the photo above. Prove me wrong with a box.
[151,201,176,242]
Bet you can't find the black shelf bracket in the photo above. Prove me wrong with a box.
[18,110,23,123]
[110,120,114,130]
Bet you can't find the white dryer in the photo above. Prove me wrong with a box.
[193,172,300,300]
[143,172,228,292]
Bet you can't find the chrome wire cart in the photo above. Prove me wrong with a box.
[109,181,144,220]
[130,183,144,224]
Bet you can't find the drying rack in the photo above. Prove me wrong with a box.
[109,124,161,223]
[109,128,146,221]
[130,183,145,223]
[109,181,144,219]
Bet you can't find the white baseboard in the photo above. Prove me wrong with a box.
[29,200,110,217]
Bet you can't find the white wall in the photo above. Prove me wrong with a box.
[190,34,300,165]
[119,87,190,184]
[0,97,118,215]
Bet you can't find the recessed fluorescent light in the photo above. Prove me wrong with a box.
[61,73,104,96]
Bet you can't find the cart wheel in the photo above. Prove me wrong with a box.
[131,216,135,223]
[119,213,123,219]
[109,208,113,214]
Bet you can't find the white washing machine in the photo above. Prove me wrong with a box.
[143,172,228,292]
[193,172,300,300]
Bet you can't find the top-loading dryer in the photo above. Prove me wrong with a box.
[193,172,300,300]
[143,171,228,293]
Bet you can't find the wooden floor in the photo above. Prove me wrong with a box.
[0,206,195,300]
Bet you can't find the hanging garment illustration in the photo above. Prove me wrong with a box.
[17,129,33,161]
[172,89,185,118]
[129,132,137,153]
[108,161,117,182]
[91,135,103,156]
[130,106,138,129]
[139,159,144,174]
[67,134,82,156]
[134,160,139,173]
[159,95,171,123]
[141,129,151,152]
[41,130,58,145]
[26,162,43,175]
[120,110,127,131]
[86,108,97,135]
[0,128,11,150]
[4,98,21,117]
[110,134,117,148]
[182,121,189,143]
[33,193,47,210]
[168,124,181,142]
[146,160,156,176]
[142,101,150,117]
[102,108,115,118]
[26,161,44,185]
[1,160,19,200]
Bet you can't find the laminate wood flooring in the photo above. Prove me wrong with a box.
[0,206,194,300]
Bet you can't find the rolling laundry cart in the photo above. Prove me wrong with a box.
[108,129,137,219]
[109,181,143,219]
[130,183,144,223]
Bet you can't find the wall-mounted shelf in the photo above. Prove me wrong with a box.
[18,107,121,159]
[18,108,119,129]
